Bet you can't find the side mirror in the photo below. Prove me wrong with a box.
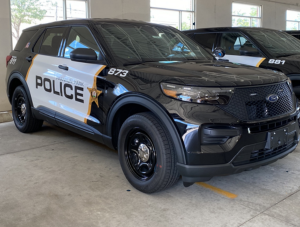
[213,47,226,58]
[239,49,260,56]
[70,48,98,63]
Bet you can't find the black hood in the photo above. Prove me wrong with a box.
[127,60,287,87]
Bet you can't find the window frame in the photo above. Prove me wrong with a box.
[286,10,300,30]
[232,2,262,28]
[150,0,195,31]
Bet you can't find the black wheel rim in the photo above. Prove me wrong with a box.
[125,129,157,181]
[14,92,27,126]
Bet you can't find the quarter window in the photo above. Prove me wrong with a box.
[286,10,300,30]
[232,3,262,28]
[220,33,261,56]
[64,27,101,59]
[39,27,65,56]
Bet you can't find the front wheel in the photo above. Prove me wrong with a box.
[118,112,179,193]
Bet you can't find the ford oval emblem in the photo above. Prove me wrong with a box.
[266,94,279,103]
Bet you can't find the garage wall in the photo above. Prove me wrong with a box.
[0,0,12,111]
[196,0,300,30]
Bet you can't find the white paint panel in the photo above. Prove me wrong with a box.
[218,55,265,67]
[26,55,104,123]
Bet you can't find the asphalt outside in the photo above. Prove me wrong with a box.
[0,119,300,227]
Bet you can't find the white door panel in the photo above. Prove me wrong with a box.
[217,55,266,67]
[26,54,105,123]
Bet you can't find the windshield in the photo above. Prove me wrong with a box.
[97,23,213,64]
[248,30,300,57]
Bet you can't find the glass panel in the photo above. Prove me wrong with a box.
[251,18,261,27]
[97,23,213,65]
[248,30,300,57]
[232,3,261,17]
[151,9,179,29]
[194,33,217,50]
[287,10,300,22]
[286,21,299,30]
[66,0,87,19]
[40,27,65,56]
[64,27,100,59]
[232,16,251,27]
[182,12,194,31]
[220,33,261,56]
[11,0,63,48]
[151,0,193,11]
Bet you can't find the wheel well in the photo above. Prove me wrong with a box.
[8,78,23,103]
[111,104,149,149]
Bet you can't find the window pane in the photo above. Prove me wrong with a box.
[287,10,300,22]
[286,21,299,30]
[11,0,63,48]
[64,27,100,59]
[232,16,251,27]
[66,0,87,19]
[182,12,194,31]
[14,30,38,51]
[151,9,179,29]
[151,0,193,11]
[251,18,261,27]
[220,33,260,56]
[194,33,217,50]
[232,3,261,17]
[40,27,65,56]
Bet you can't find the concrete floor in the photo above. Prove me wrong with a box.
[0,122,300,227]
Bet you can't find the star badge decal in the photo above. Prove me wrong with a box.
[87,84,102,108]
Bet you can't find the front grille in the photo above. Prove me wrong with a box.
[233,141,295,166]
[219,82,295,121]
[248,116,297,133]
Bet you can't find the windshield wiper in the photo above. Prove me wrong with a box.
[123,61,158,66]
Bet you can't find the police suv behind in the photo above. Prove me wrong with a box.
[6,19,300,193]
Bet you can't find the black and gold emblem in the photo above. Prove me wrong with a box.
[87,84,102,108]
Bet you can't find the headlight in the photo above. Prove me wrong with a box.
[161,83,234,105]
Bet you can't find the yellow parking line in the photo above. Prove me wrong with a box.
[196,182,238,199]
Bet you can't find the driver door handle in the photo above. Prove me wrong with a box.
[26,56,33,62]
[58,65,69,71]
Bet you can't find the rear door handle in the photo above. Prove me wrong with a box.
[58,65,69,71]
[26,56,33,62]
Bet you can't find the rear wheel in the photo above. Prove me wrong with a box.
[12,86,43,133]
[118,112,179,193]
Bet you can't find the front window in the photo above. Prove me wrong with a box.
[286,10,300,30]
[248,30,300,57]
[232,3,262,28]
[97,23,213,65]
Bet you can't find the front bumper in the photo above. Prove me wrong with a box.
[177,119,300,184]
[178,143,297,183]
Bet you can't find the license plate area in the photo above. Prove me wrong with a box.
[265,127,288,150]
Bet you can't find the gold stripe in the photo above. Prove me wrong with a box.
[256,58,266,67]
[84,65,106,124]
[196,182,238,199]
[25,55,38,81]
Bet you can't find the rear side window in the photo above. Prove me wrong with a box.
[39,27,65,57]
[64,26,101,59]
[194,33,217,50]
[33,32,45,53]
[14,30,38,51]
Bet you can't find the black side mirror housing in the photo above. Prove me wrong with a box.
[213,47,226,58]
[70,48,105,64]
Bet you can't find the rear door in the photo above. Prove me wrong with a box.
[26,26,106,125]
[216,32,266,67]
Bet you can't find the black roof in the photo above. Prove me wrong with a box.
[24,18,162,31]
[285,30,300,35]
[183,27,283,34]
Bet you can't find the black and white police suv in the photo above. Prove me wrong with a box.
[183,27,300,97]
[6,19,300,193]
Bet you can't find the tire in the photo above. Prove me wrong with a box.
[118,112,179,193]
[12,86,43,133]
